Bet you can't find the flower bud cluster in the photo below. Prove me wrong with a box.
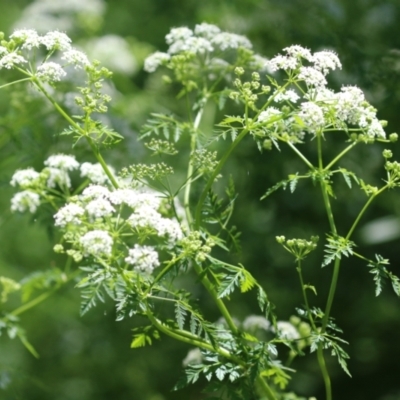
[229,69,264,109]
[180,231,215,263]
[276,235,319,261]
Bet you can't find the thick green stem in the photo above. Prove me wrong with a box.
[147,311,277,400]
[317,346,332,400]
[184,107,204,227]
[192,262,238,334]
[316,131,336,400]
[321,257,341,332]
[256,376,278,400]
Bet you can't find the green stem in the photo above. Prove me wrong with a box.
[324,142,358,171]
[32,79,119,189]
[184,106,204,227]
[296,260,316,330]
[321,257,341,331]
[0,77,33,90]
[192,262,238,334]
[256,376,278,400]
[85,135,119,189]
[317,346,332,400]
[11,269,79,317]
[147,312,277,399]
[286,141,314,169]
[146,311,234,361]
[317,133,337,235]
[194,127,249,228]
[346,185,387,240]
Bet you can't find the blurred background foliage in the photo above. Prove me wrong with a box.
[1,0,400,399]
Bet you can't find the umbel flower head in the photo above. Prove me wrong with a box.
[0,29,91,83]
[143,22,267,84]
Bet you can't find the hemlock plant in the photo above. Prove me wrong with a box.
[1,23,400,400]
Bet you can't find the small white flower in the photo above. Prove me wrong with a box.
[144,51,170,73]
[54,203,85,227]
[194,23,221,39]
[36,62,66,82]
[42,167,72,189]
[257,107,282,123]
[243,315,271,332]
[182,348,203,366]
[109,189,161,209]
[10,168,40,187]
[11,190,40,213]
[211,32,252,51]
[127,205,163,229]
[283,45,313,61]
[0,52,27,69]
[10,29,41,50]
[80,162,112,185]
[312,50,342,75]
[80,230,113,258]
[44,154,79,170]
[157,218,183,243]
[61,49,90,69]
[298,66,327,87]
[41,31,72,51]
[81,184,111,200]
[125,244,160,274]
[335,86,365,125]
[306,88,336,103]
[0,46,7,56]
[273,89,300,103]
[366,119,386,138]
[275,321,300,340]
[85,198,115,220]
[298,102,325,133]
[165,27,193,45]
[267,55,299,72]
[184,36,214,54]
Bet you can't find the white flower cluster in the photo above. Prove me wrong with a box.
[10,154,183,271]
[255,45,387,139]
[125,244,160,275]
[53,184,182,267]
[80,162,114,185]
[144,23,254,73]
[10,154,120,215]
[268,45,341,77]
[0,29,91,82]
[80,230,113,258]
[242,315,300,341]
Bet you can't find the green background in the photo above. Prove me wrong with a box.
[1,0,400,399]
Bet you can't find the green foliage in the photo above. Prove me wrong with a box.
[1,12,400,400]
[322,235,355,267]
[367,254,400,297]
